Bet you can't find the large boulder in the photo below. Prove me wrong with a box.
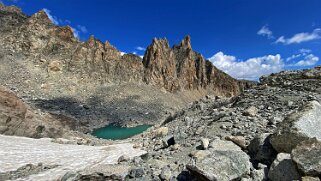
[270,101,321,153]
[186,139,251,181]
[248,133,277,166]
[291,138,321,177]
[268,153,301,181]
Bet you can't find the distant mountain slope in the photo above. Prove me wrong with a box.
[0,3,243,128]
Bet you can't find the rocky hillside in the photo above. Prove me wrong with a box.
[125,66,321,180]
[0,3,242,128]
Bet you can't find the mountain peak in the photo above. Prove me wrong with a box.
[179,35,192,49]
[28,10,53,25]
[0,3,22,14]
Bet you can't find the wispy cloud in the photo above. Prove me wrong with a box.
[43,8,59,25]
[293,54,319,66]
[257,25,274,39]
[275,29,321,45]
[286,50,319,67]
[77,25,88,33]
[299,49,312,54]
[209,52,283,80]
[136,46,146,51]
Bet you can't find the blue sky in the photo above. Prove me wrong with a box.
[2,0,321,80]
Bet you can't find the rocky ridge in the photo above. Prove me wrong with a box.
[0,3,242,129]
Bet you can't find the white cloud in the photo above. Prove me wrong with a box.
[77,25,88,33]
[120,52,126,56]
[209,52,283,80]
[43,8,59,25]
[294,54,319,66]
[299,49,312,53]
[257,25,274,39]
[286,54,301,62]
[275,29,321,45]
[136,46,146,51]
[287,53,319,67]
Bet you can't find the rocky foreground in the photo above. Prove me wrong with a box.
[1,66,321,180]
[125,66,321,180]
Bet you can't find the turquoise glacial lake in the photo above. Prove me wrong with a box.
[92,124,152,140]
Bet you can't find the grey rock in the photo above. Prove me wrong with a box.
[200,138,210,150]
[243,106,258,117]
[268,153,301,181]
[159,166,172,181]
[118,155,130,163]
[187,140,251,181]
[248,133,277,165]
[291,138,321,177]
[270,101,321,153]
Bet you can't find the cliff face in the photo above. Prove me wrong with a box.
[0,4,241,96]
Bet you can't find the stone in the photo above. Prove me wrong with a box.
[189,150,211,160]
[159,166,172,181]
[243,106,258,117]
[268,153,301,181]
[302,176,321,181]
[250,167,268,181]
[200,138,210,150]
[118,155,130,163]
[128,168,144,178]
[187,140,251,181]
[291,138,321,177]
[270,101,321,153]
[48,60,62,72]
[226,136,246,149]
[154,127,169,137]
[248,133,277,165]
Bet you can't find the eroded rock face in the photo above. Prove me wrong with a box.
[270,101,321,153]
[291,138,321,177]
[0,4,241,96]
[143,38,179,91]
[0,86,86,138]
[186,139,251,181]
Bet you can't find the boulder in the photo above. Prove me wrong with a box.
[159,166,172,181]
[248,133,277,165]
[268,153,301,181]
[243,106,258,117]
[187,139,251,181]
[153,127,169,137]
[200,138,210,150]
[291,138,321,177]
[270,101,321,153]
[302,177,321,181]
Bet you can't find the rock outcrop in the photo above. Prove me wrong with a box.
[0,86,89,138]
[0,4,241,96]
